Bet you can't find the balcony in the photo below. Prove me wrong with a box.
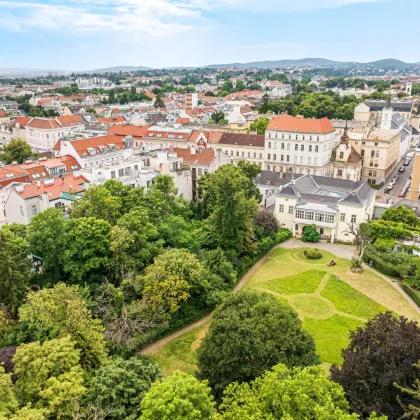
[294,217,336,229]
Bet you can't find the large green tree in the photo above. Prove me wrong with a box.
[140,371,215,420]
[382,205,419,227]
[250,117,269,134]
[331,312,420,419]
[28,208,66,284]
[200,165,259,254]
[63,217,112,283]
[0,225,31,314]
[0,366,18,418]
[70,184,122,225]
[197,291,319,399]
[142,249,204,315]
[18,283,107,370]
[87,356,162,420]
[0,138,37,164]
[13,336,86,418]
[217,364,385,420]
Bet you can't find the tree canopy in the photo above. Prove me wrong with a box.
[140,371,215,420]
[331,312,420,419]
[0,138,37,164]
[197,291,319,399]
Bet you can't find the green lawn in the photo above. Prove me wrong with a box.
[303,315,364,364]
[149,246,420,374]
[321,275,387,319]
[260,270,326,295]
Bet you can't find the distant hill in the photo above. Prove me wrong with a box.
[84,66,152,74]
[205,58,354,69]
[367,59,418,69]
[204,57,419,70]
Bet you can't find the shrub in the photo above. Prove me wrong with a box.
[304,249,322,260]
[374,238,396,253]
[302,225,320,243]
[402,282,420,308]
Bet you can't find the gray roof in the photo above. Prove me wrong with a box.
[365,100,412,113]
[254,170,287,188]
[277,174,375,207]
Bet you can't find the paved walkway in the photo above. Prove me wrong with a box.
[142,238,419,354]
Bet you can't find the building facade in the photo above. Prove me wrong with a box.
[264,114,340,176]
[274,175,376,243]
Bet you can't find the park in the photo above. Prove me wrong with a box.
[148,243,420,375]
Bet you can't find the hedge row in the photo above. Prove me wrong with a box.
[402,282,420,308]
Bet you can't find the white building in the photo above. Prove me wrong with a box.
[4,173,88,225]
[54,134,157,188]
[265,114,340,176]
[274,174,376,243]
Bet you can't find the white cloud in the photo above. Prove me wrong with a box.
[0,0,202,35]
[188,0,388,13]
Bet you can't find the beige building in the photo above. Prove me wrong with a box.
[408,149,420,200]
[330,125,362,181]
[354,99,413,123]
[349,126,400,185]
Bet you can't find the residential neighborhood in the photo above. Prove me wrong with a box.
[2,1,420,419]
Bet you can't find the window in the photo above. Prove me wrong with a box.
[20,206,24,216]
[118,168,124,177]
[31,205,37,216]
[111,170,116,179]
[230,151,233,156]
[295,144,298,151]
[325,214,335,224]
[286,155,290,162]
[296,210,305,219]
[287,144,290,151]
[340,213,346,222]
[374,142,378,146]
[337,169,343,176]
[268,142,271,148]
[259,153,263,159]
[308,157,311,164]
[300,156,303,163]
[351,215,357,223]
[294,156,297,163]
[315,146,318,152]
[242,152,245,157]
[301,145,304,151]
[134,165,138,170]
[248,152,251,158]
[281,143,284,150]
[314,158,318,165]
[305,211,314,220]
[295,135,298,140]
[309,145,312,152]
[339,152,344,159]
[375,151,380,158]
[273,154,277,161]
[315,213,325,222]
[267,165,271,171]
[361,150,365,157]
[281,155,284,161]
[371,150,375,158]
[236,151,239,157]
[268,154,271,160]
[253,153,256,158]
[198,168,202,176]
[279,204,284,213]
[288,206,294,214]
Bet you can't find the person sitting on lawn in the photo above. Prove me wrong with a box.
[328,260,336,267]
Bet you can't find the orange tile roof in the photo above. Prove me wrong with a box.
[176,118,191,124]
[108,125,149,138]
[267,114,335,134]
[24,165,50,181]
[26,118,61,129]
[146,129,190,141]
[20,155,80,173]
[0,111,7,117]
[16,173,88,200]
[64,135,126,158]
[11,116,31,127]
[56,115,83,127]
[0,164,28,181]
[172,147,216,166]
[189,130,224,144]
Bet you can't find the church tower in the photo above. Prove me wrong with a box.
[381,93,393,130]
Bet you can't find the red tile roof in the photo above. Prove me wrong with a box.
[267,114,335,134]
[172,147,216,166]
[26,118,60,129]
[108,125,149,138]
[176,118,191,124]
[0,164,28,182]
[0,111,7,117]
[63,135,126,158]
[56,115,83,127]
[146,129,190,141]
[16,173,88,200]
[11,116,31,127]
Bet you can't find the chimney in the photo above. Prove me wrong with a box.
[36,180,41,188]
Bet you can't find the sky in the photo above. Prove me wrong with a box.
[0,0,418,71]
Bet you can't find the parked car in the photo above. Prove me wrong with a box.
[399,191,407,198]
[399,167,406,173]
[404,159,410,166]
[384,187,391,194]
[386,183,394,190]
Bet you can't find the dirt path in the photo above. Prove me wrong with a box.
[141,242,284,355]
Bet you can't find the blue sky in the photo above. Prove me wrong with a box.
[1,0,418,70]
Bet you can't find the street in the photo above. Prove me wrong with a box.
[376,150,415,204]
